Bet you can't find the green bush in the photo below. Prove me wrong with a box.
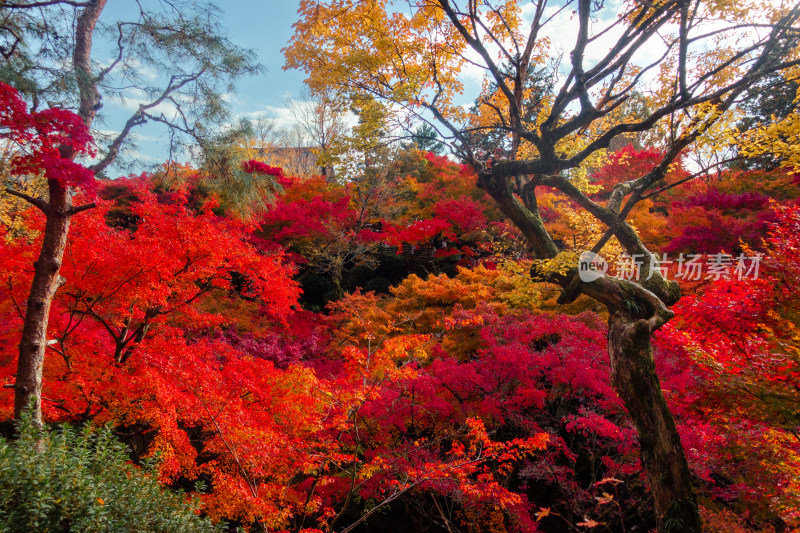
[0,414,218,533]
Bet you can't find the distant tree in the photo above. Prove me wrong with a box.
[196,120,289,218]
[289,86,348,180]
[412,123,445,155]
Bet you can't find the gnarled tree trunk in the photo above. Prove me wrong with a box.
[608,309,700,532]
[480,167,702,531]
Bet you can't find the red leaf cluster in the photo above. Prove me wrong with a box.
[0,82,95,188]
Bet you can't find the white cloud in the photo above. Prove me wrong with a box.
[238,104,299,130]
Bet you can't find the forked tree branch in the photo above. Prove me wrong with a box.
[5,188,49,213]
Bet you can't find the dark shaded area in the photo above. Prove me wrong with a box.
[297,250,463,311]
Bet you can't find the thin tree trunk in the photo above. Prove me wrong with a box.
[608,310,700,532]
[14,180,72,424]
[13,0,105,424]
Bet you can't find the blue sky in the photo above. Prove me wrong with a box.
[211,2,309,119]
[95,1,309,177]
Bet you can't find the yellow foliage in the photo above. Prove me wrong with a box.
[531,250,580,279]
[738,94,800,169]
[1,153,46,238]
[699,506,777,533]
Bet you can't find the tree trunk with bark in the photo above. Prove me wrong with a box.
[579,272,699,531]
[13,181,71,424]
[608,309,700,532]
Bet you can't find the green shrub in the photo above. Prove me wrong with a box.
[0,414,218,533]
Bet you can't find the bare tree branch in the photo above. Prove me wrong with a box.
[3,1,90,7]
[4,188,49,213]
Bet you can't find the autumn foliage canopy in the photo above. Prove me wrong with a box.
[2,1,800,531]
